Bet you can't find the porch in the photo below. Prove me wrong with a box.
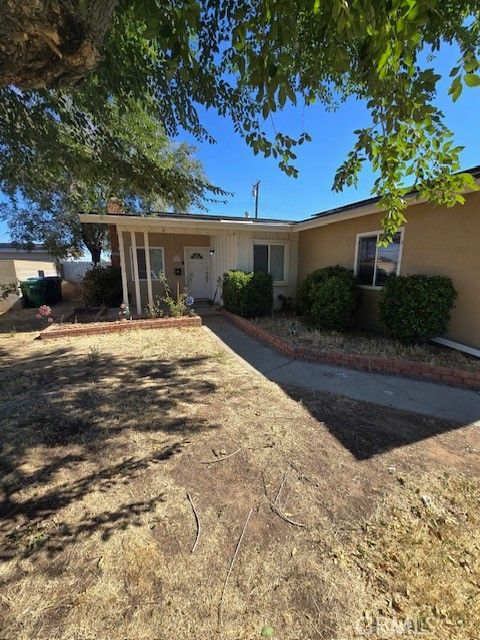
[103,214,298,316]
[118,230,216,315]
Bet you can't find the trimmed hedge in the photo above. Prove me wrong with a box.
[83,265,123,307]
[297,265,358,331]
[222,270,273,318]
[379,274,457,343]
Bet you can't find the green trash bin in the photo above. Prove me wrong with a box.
[20,278,48,308]
[44,276,63,304]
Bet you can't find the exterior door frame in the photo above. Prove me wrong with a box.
[183,246,212,300]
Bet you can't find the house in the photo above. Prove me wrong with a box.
[79,168,480,351]
[0,243,58,312]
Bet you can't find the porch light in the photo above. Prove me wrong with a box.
[209,248,215,255]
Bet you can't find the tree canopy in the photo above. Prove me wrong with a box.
[1,0,479,240]
[1,95,224,261]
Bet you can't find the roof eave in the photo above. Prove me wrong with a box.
[295,181,480,231]
[79,213,295,233]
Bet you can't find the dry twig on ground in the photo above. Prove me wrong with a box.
[218,506,255,633]
[199,447,242,464]
[186,491,201,554]
[266,467,307,529]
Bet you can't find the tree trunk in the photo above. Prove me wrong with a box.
[89,244,102,266]
[0,0,118,89]
[81,222,106,266]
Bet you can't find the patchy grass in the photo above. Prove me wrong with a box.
[1,319,480,639]
[354,472,480,639]
[256,315,480,372]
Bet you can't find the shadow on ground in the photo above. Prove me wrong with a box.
[204,316,480,461]
[285,385,462,461]
[0,345,219,559]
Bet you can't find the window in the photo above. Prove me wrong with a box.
[253,242,286,283]
[355,231,403,287]
[131,246,165,280]
[38,270,45,277]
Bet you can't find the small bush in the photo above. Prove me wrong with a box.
[297,265,358,331]
[146,272,194,318]
[82,266,122,307]
[1,281,19,300]
[222,270,250,316]
[222,270,273,318]
[379,274,457,343]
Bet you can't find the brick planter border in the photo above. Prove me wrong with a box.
[221,309,480,392]
[40,315,202,340]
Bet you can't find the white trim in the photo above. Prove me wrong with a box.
[130,231,141,316]
[252,239,289,286]
[183,246,212,299]
[143,231,153,309]
[354,228,404,287]
[79,213,293,233]
[129,245,165,281]
[117,228,129,307]
[431,337,480,359]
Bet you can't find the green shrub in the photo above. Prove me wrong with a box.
[82,266,123,307]
[379,274,457,343]
[222,270,273,318]
[297,265,358,331]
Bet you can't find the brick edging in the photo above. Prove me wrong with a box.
[40,315,202,339]
[221,309,480,392]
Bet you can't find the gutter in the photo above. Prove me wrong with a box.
[78,213,295,233]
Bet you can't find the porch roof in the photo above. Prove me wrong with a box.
[78,211,295,233]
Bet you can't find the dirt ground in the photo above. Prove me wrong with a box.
[1,311,479,639]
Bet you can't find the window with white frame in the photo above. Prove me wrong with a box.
[253,242,286,283]
[130,246,165,280]
[355,231,403,287]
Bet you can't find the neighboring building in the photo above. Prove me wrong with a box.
[79,167,480,350]
[0,243,58,312]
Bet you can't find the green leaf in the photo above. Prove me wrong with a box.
[261,626,275,637]
[448,76,463,102]
[459,172,478,190]
[463,58,478,72]
[464,73,480,87]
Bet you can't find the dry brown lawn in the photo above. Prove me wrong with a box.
[1,313,480,639]
[256,316,480,373]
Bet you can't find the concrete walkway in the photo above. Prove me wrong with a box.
[202,315,480,425]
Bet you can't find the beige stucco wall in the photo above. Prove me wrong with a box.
[0,259,18,313]
[0,259,17,285]
[298,191,480,348]
[14,258,58,280]
[122,231,211,306]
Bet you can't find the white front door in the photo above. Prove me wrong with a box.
[185,247,211,300]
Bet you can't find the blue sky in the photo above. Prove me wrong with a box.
[1,42,479,240]
[181,43,479,221]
